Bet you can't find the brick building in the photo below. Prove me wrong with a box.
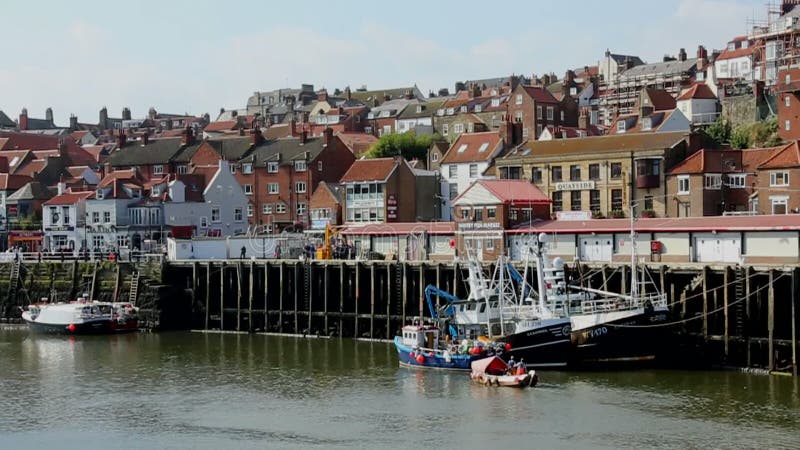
[777,68,800,141]
[452,179,550,261]
[309,181,344,230]
[507,84,577,141]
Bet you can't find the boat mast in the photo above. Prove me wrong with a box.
[630,201,638,300]
[535,233,548,312]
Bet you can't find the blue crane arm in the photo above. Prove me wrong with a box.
[506,263,533,298]
[424,284,459,320]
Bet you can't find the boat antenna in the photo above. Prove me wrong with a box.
[630,201,638,300]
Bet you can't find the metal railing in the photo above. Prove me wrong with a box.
[691,112,721,125]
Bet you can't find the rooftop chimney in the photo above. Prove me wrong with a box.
[678,48,687,62]
[57,181,66,195]
[344,86,352,100]
[99,107,108,130]
[0,157,9,173]
[116,130,127,148]
[182,126,195,145]
[578,108,589,130]
[317,89,329,102]
[122,107,131,121]
[142,131,150,146]
[19,108,28,131]
[45,107,53,125]
[69,115,78,131]
[301,130,308,144]
[323,127,334,147]
[251,127,265,146]
[148,107,157,120]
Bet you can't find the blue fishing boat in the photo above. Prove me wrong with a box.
[394,320,500,370]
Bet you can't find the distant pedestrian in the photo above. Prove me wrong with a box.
[240,246,246,259]
[37,251,42,263]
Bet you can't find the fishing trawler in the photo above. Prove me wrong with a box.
[21,296,139,334]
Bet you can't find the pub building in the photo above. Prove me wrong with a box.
[452,179,551,261]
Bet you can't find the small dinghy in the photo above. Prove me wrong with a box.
[470,356,538,388]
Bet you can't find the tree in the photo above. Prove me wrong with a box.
[730,126,751,149]
[364,132,442,161]
[705,117,731,148]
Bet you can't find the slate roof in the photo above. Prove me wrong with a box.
[397,99,445,119]
[619,58,698,80]
[107,138,201,166]
[501,131,689,161]
[348,86,422,105]
[242,137,326,166]
[0,110,15,128]
[6,181,55,201]
[607,53,645,66]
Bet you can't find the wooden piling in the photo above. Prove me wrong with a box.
[237,263,242,331]
[435,264,441,310]
[219,262,226,330]
[792,268,798,377]
[354,262,360,338]
[402,262,408,325]
[702,266,708,339]
[205,262,211,330]
[723,267,729,358]
[264,262,269,331]
[745,265,751,367]
[339,262,344,336]
[307,263,313,334]
[248,262,254,332]
[279,262,284,333]
[370,263,375,339]
[419,263,425,318]
[768,270,775,372]
[294,263,299,334]
[621,265,627,296]
[323,263,329,336]
[386,263,392,338]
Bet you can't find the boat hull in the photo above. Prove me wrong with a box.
[23,318,139,335]
[394,337,485,370]
[570,308,669,366]
[471,372,538,388]
[503,321,573,369]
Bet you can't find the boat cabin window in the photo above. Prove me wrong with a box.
[479,303,486,313]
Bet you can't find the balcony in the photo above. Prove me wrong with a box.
[692,112,721,125]
[636,174,660,189]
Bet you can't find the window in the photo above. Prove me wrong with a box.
[678,175,690,194]
[617,121,626,133]
[244,184,253,195]
[551,166,562,182]
[267,162,279,173]
[474,209,483,221]
[92,211,100,224]
[771,171,789,186]
[536,124,542,137]
[637,159,661,177]
[268,183,279,194]
[276,203,287,214]
[570,165,581,181]
[103,211,111,223]
[92,235,104,249]
[467,123,474,133]
[262,204,272,214]
[786,73,792,85]
[546,106,554,121]
[62,207,70,224]
[515,94,522,105]
[460,105,468,113]
[515,110,523,121]
[772,196,789,214]
[727,174,746,188]
[643,195,653,211]
[487,208,496,219]
[786,120,792,131]
[469,164,478,178]
[177,165,188,175]
[508,209,518,221]
[318,161,323,171]
[474,105,482,113]
[442,124,449,136]
[590,190,601,213]
[552,191,563,212]
[522,128,529,138]
[589,164,600,180]
[431,153,439,162]
[230,164,236,174]
[297,203,307,216]
[477,143,489,153]
[153,165,163,175]
[570,191,582,211]
[247,204,253,217]
[200,217,208,228]
[295,182,307,193]
[117,235,129,248]
[611,189,623,211]
[242,163,253,174]
[295,161,307,172]
[491,98,500,107]
[705,174,722,190]
[449,183,459,200]
[786,96,792,108]
[485,239,495,251]
[532,167,542,183]
[561,110,566,122]
[641,117,652,131]
[536,105,542,119]
[382,125,392,135]
[449,165,457,178]
[234,207,243,222]
[610,162,622,179]
[211,208,221,222]
[454,123,464,134]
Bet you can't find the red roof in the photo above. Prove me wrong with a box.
[757,141,800,169]
[0,173,32,191]
[716,46,756,61]
[521,86,559,104]
[741,146,780,171]
[337,132,378,156]
[677,84,717,101]
[507,214,800,234]
[644,88,676,111]
[263,124,293,140]
[339,157,399,182]
[341,221,456,236]
[70,130,90,142]
[203,121,239,132]
[667,149,742,174]
[441,131,502,164]
[44,191,94,206]
[455,180,551,205]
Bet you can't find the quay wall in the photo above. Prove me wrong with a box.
[1,259,797,376]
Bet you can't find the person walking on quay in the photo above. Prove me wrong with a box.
[240,246,246,259]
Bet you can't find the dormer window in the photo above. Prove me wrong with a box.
[491,98,500,107]
[267,161,279,173]
[416,105,423,113]
[380,110,390,118]
[460,106,468,113]
[742,41,749,49]
[437,109,445,116]
[152,165,163,175]
[474,105,482,113]
[131,189,141,199]
[617,121,626,133]
[641,117,652,131]
[446,108,455,115]
[367,112,375,119]
[96,189,104,200]
[295,160,307,172]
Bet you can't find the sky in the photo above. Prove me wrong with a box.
[0,0,772,125]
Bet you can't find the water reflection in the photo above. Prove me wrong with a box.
[0,328,798,450]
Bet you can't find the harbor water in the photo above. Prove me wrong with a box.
[0,327,798,450]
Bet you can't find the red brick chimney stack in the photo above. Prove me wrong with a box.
[323,127,333,147]
[251,127,264,146]
[116,130,127,148]
[19,108,28,131]
[182,126,195,145]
